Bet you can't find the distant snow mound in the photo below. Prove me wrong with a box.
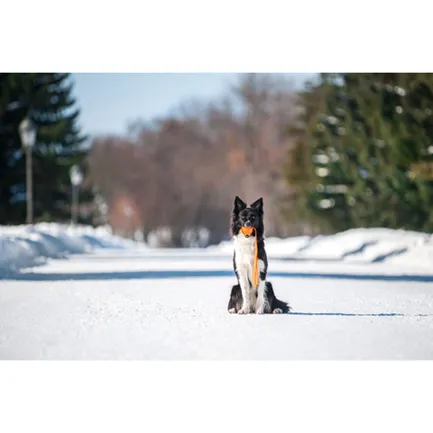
[0,223,145,277]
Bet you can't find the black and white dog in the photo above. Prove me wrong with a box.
[227,196,291,315]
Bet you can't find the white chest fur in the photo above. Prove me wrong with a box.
[233,233,255,266]
[233,234,265,282]
[233,233,267,313]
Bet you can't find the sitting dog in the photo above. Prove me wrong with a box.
[228,196,291,314]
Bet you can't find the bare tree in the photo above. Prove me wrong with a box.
[86,73,302,245]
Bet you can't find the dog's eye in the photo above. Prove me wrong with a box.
[250,216,255,220]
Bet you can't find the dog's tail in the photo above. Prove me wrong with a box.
[265,281,291,313]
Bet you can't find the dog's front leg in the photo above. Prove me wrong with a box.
[255,264,270,314]
[238,266,253,314]
[255,281,266,314]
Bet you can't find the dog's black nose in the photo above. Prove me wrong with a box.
[244,221,252,227]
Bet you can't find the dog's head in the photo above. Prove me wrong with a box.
[231,196,264,238]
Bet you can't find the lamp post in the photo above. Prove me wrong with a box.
[19,117,37,225]
[69,165,83,225]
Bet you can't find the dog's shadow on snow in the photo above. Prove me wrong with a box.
[287,311,432,317]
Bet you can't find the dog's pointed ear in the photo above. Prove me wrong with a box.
[250,197,263,213]
[234,196,247,213]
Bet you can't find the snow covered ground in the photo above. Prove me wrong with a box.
[1,224,433,359]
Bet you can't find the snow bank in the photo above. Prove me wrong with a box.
[0,223,145,277]
[2,223,433,276]
[259,236,312,257]
[296,228,433,266]
[212,227,433,269]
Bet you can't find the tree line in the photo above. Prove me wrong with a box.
[87,74,302,245]
[0,73,93,225]
[2,73,433,245]
[286,73,433,234]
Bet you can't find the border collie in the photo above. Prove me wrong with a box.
[227,196,291,314]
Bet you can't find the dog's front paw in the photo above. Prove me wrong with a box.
[255,299,268,314]
[228,308,236,314]
[238,306,253,315]
[272,308,283,314]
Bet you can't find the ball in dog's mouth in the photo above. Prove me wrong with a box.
[240,226,254,237]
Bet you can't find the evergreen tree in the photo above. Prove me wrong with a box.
[284,77,335,233]
[0,73,94,224]
[285,73,433,233]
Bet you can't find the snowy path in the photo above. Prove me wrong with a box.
[1,248,433,360]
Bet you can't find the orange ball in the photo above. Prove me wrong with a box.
[240,226,254,236]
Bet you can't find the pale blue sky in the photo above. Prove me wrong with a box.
[71,73,315,137]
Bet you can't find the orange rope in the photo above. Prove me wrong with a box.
[240,226,259,286]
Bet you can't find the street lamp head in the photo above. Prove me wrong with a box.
[19,117,37,149]
[70,165,83,186]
